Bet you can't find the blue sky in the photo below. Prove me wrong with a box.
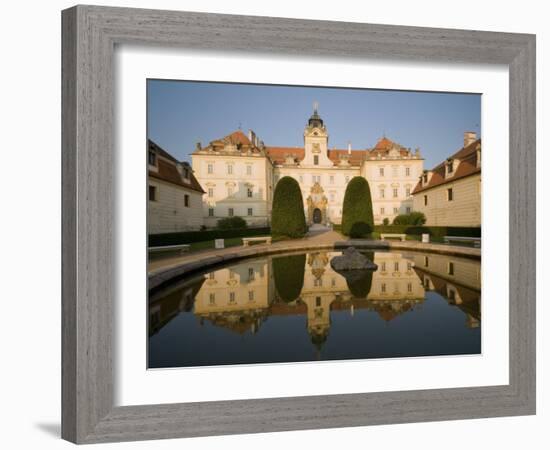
[147,80,481,169]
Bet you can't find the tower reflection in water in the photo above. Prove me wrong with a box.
[148,251,481,368]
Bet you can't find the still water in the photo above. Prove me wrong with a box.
[148,251,481,368]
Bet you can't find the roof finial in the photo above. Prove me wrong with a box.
[238,121,242,130]
[313,101,319,114]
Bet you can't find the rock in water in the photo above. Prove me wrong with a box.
[330,247,378,271]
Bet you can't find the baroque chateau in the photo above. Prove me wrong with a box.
[191,106,424,228]
[147,106,481,234]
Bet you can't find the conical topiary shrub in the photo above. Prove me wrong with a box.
[272,253,306,302]
[271,176,307,238]
[341,177,374,238]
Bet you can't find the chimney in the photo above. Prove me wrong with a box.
[464,131,477,147]
[347,141,352,155]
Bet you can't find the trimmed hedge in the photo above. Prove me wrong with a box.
[373,225,481,238]
[149,227,270,246]
[271,176,307,238]
[273,254,306,302]
[341,177,374,237]
[392,211,426,226]
[217,216,247,229]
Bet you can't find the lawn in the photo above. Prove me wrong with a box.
[189,237,243,252]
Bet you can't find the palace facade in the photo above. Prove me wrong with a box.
[191,107,424,227]
[412,132,481,227]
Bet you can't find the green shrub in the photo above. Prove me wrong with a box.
[373,225,481,238]
[382,218,390,226]
[217,216,247,229]
[349,221,373,238]
[271,176,307,238]
[341,177,374,237]
[148,227,270,246]
[392,211,426,225]
[345,251,374,298]
[272,254,306,302]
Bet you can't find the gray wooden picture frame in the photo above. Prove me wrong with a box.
[61,4,536,444]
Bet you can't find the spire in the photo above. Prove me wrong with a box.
[308,101,324,128]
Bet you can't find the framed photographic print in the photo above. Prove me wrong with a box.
[62,5,536,444]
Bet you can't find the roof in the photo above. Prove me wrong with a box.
[265,146,369,166]
[218,130,252,146]
[148,139,205,193]
[370,136,411,157]
[412,139,481,195]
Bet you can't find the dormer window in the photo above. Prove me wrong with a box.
[446,159,454,175]
[422,172,428,184]
[183,167,190,179]
[148,150,156,166]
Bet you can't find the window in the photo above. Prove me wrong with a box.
[183,167,189,179]
[209,293,216,305]
[393,207,398,214]
[381,283,386,293]
[406,187,411,197]
[392,166,398,177]
[407,262,412,271]
[247,187,253,198]
[247,208,253,216]
[330,193,335,202]
[424,195,428,206]
[379,188,385,199]
[228,187,233,197]
[379,167,384,177]
[208,188,214,198]
[248,267,254,279]
[209,272,215,280]
[248,291,254,301]
[184,194,189,207]
[345,176,349,184]
[424,256,429,267]
[314,155,319,165]
[394,262,399,272]
[229,292,235,303]
[148,185,156,201]
[228,208,234,217]
[407,283,412,293]
[246,165,252,176]
[330,175,334,184]
[315,297,322,307]
[227,164,233,175]
[148,150,156,165]
[381,262,386,272]
[208,208,214,217]
[380,207,385,215]
[393,188,398,198]
[207,163,213,174]
[447,188,453,201]
[448,262,455,276]
[447,160,454,174]
[406,207,411,214]
[405,167,410,176]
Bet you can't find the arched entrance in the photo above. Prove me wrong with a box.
[313,208,322,224]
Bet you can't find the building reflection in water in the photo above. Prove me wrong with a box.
[149,250,481,350]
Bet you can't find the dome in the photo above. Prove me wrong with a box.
[308,104,324,128]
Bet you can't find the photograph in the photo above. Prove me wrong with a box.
[146,81,482,368]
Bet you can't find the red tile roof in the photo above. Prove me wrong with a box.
[412,139,481,195]
[148,140,205,193]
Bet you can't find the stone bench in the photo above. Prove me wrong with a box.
[444,236,481,248]
[380,233,406,242]
[242,236,272,246]
[148,244,190,256]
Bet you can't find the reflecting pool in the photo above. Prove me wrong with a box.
[148,251,481,368]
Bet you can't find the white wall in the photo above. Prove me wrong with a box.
[1,1,547,450]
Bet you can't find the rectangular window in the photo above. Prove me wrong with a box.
[393,188,398,198]
[248,291,254,301]
[392,166,398,177]
[228,187,233,197]
[314,155,319,165]
[330,193,335,202]
[380,207,385,215]
[406,187,411,197]
[381,262,386,272]
[407,283,412,293]
[380,188,385,199]
[393,207,398,214]
[424,195,428,206]
[406,206,411,214]
[148,150,156,165]
[405,167,410,176]
[407,262,412,271]
[381,283,386,293]
[207,163,213,174]
[184,194,189,207]
[379,167,384,177]
[448,160,454,173]
[208,208,214,217]
[247,187,253,198]
[248,267,254,279]
[227,164,233,175]
[148,185,156,201]
[209,293,215,305]
[183,167,189,179]
[315,297,322,307]
[447,188,454,201]
[229,292,235,303]
[228,208,234,217]
[394,262,399,271]
[424,256,429,267]
[246,165,252,176]
[208,188,214,198]
[448,262,455,276]
[247,208,253,216]
[330,175,334,184]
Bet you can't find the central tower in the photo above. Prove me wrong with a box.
[302,103,332,168]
